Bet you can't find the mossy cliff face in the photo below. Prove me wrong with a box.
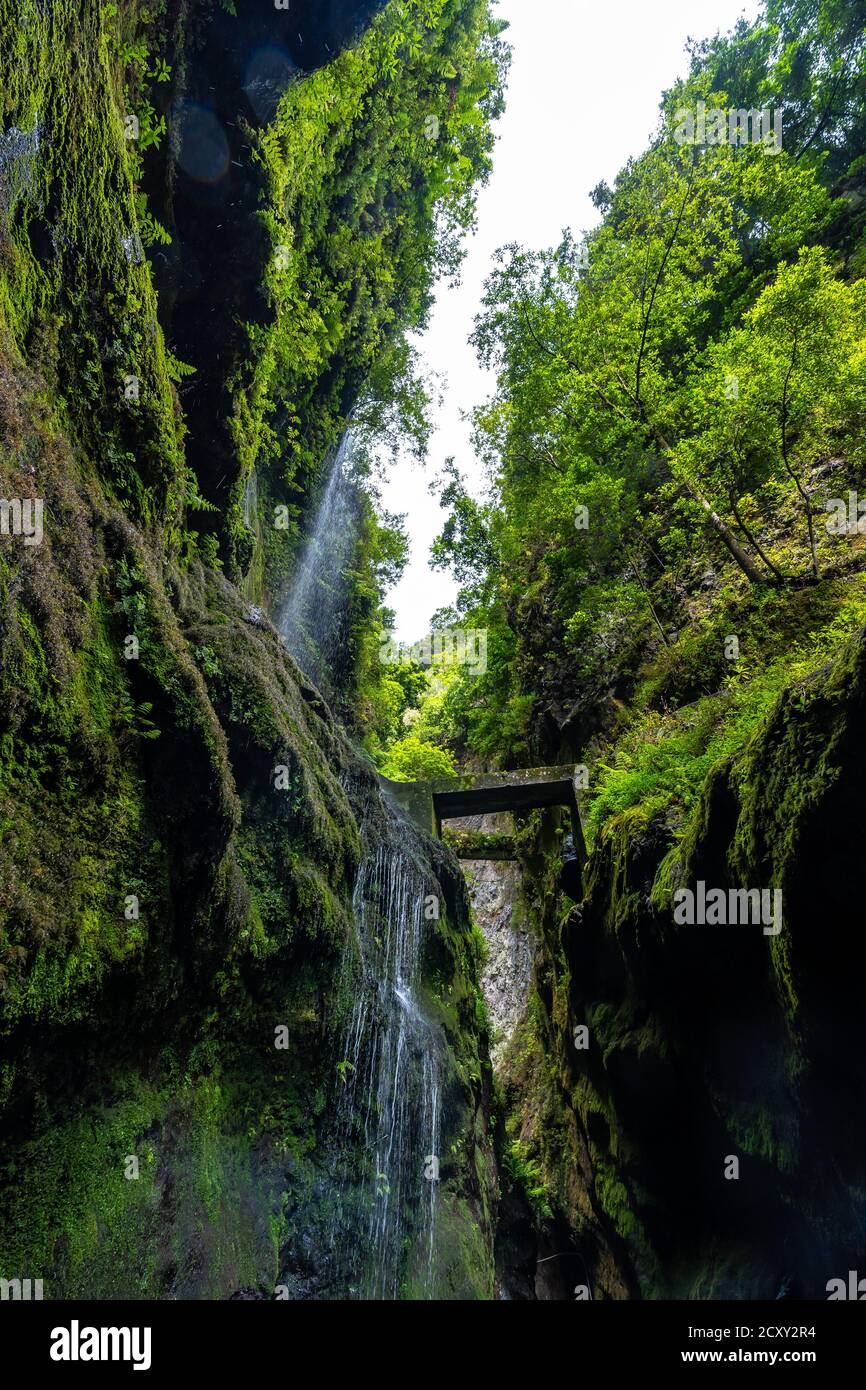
[498,627,866,1299]
[143,0,505,588]
[0,362,496,1294]
[0,0,497,1299]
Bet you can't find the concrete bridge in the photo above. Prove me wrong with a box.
[379,765,587,896]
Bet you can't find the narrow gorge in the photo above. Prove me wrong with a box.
[1,0,865,1324]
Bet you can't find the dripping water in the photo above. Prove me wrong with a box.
[328,816,443,1299]
[242,464,258,531]
[277,432,357,695]
[240,466,262,602]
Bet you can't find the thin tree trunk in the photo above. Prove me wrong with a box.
[779,335,819,579]
[625,541,671,646]
[728,490,786,584]
[684,479,770,585]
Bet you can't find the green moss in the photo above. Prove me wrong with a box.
[0,1065,308,1299]
[585,577,866,845]
[0,0,507,1302]
[441,827,516,859]
[1,0,187,526]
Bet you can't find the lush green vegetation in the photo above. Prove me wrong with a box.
[4,0,865,1308]
[225,0,509,598]
[211,0,512,734]
[402,0,866,848]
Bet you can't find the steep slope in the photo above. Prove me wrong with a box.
[0,0,504,1299]
[497,623,866,1299]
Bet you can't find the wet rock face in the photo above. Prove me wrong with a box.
[453,815,533,1071]
[284,1,390,71]
[0,0,502,1303]
[192,0,388,88]
[472,860,532,1070]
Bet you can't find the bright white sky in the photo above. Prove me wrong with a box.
[379,0,762,640]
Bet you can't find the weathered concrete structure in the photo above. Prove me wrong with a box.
[380,767,587,893]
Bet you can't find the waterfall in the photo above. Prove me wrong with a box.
[241,466,262,601]
[242,465,258,532]
[277,432,357,695]
[328,814,443,1300]
[275,434,443,1298]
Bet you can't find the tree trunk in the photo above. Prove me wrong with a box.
[685,481,770,586]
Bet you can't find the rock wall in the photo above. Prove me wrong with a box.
[453,814,532,1072]
[0,0,497,1301]
[497,627,866,1299]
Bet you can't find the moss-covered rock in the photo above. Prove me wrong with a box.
[502,627,866,1299]
[0,0,499,1300]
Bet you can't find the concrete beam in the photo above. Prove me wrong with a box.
[380,765,585,855]
[379,765,587,899]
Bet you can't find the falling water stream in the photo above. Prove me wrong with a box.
[277,432,358,694]
[273,434,443,1297]
[0,116,40,219]
[333,828,443,1299]
[240,466,262,602]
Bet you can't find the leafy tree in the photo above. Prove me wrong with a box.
[670,247,866,582]
[380,733,457,781]
[427,0,866,778]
